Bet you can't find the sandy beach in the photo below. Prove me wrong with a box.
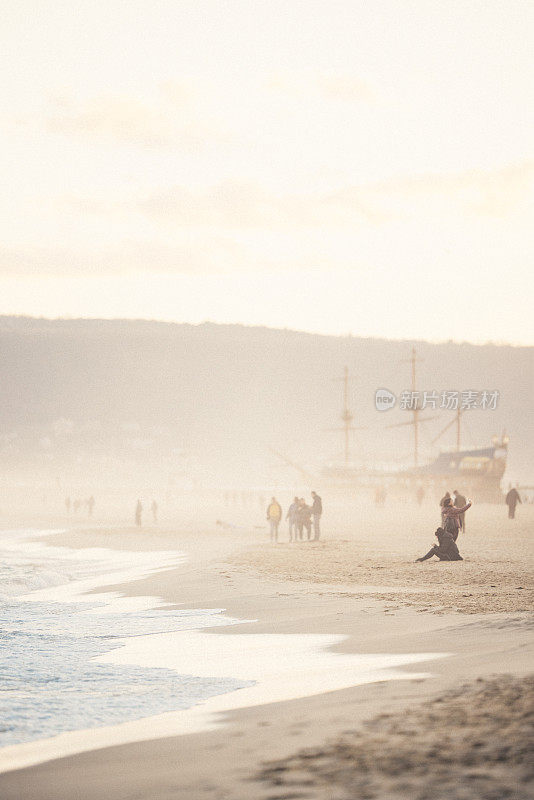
[0,501,532,799]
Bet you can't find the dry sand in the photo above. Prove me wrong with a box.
[233,501,534,614]
[0,500,532,799]
[257,674,534,800]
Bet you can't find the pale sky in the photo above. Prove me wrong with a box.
[1,0,533,343]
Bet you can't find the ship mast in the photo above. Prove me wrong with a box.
[341,366,352,466]
[408,347,419,466]
[432,406,464,451]
[386,347,438,469]
[330,366,365,467]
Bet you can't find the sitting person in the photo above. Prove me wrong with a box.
[415,527,463,562]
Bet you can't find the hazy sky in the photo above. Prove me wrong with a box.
[1,0,533,343]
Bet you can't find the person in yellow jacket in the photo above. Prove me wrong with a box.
[266,497,282,542]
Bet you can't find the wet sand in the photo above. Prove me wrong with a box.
[0,501,532,799]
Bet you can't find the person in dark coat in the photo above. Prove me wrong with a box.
[416,527,463,562]
[453,490,467,532]
[297,499,312,541]
[505,487,522,519]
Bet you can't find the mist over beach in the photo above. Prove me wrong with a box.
[0,1,533,798]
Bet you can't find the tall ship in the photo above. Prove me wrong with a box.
[275,349,508,503]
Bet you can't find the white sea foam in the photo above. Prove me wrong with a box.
[0,527,448,775]
[0,528,251,755]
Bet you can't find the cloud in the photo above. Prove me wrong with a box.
[3,84,229,150]
[133,181,388,229]
[371,162,534,218]
[46,92,228,150]
[315,74,373,102]
[47,95,175,146]
[266,71,374,103]
[2,162,530,279]
[130,161,533,231]
[0,236,256,277]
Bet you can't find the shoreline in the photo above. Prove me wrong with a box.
[0,515,532,799]
[0,525,447,773]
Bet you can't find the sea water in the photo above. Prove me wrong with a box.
[0,529,252,747]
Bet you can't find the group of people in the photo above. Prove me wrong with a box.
[134,499,158,527]
[416,489,472,563]
[65,495,95,517]
[266,492,322,542]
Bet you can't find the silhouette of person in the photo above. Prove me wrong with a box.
[286,496,299,542]
[505,487,522,519]
[311,491,322,540]
[441,497,472,540]
[297,499,312,541]
[452,490,467,531]
[266,497,282,542]
[135,499,142,527]
[416,527,463,562]
[439,491,451,508]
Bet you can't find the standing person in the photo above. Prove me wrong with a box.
[87,495,95,518]
[452,489,467,532]
[266,497,282,542]
[286,497,299,542]
[415,527,463,562]
[295,499,305,541]
[505,486,522,519]
[135,499,142,528]
[439,491,451,508]
[441,496,472,541]
[311,491,322,540]
[151,499,158,523]
[298,499,312,541]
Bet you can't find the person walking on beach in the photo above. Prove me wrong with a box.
[415,527,463,562]
[441,496,472,541]
[135,499,143,528]
[311,491,322,540]
[266,497,282,542]
[452,489,467,532]
[286,496,299,542]
[297,499,312,541]
[505,486,522,519]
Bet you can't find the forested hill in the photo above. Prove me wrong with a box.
[0,317,532,485]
